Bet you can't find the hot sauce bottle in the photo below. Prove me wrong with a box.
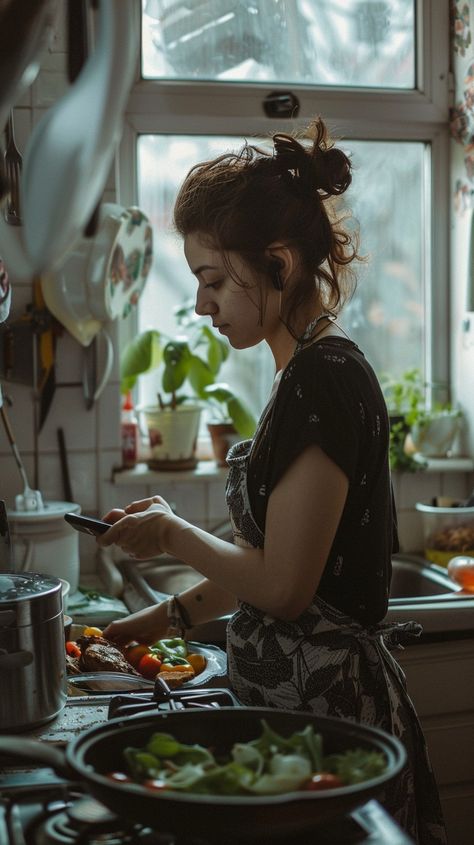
[121,391,138,468]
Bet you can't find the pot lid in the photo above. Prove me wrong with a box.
[0,571,62,625]
[7,500,80,522]
[0,571,60,603]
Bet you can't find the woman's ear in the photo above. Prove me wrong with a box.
[265,243,295,289]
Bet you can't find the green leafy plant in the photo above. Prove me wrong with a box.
[381,369,461,470]
[120,305,256,438]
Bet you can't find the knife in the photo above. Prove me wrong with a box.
[0,498,12,569]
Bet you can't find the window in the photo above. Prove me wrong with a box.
[119,0,450,420]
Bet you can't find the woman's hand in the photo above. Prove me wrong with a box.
[97,496,175,559]
[102,602,168,646]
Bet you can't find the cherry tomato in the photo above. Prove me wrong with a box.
[143,778,169,791]
[304,773,344,791]
[65,641,81,658]
[107,772,132,783]
[125,643,151,668]
[138,653,162,679]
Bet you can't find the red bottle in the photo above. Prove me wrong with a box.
[121,391,138,468]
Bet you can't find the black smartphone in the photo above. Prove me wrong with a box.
[64,512,111,536]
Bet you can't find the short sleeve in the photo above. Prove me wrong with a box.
[265,343,363,494]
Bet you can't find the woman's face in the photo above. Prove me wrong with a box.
[184,232,278,349]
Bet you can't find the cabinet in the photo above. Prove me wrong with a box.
[397,638,474,845]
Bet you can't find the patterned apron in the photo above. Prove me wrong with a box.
[224,438,447,845]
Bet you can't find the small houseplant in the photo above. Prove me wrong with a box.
[120,309,256,469]
[381,369,462,470]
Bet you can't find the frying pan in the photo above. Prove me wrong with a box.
[0,707,406,843]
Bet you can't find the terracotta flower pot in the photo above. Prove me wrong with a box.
[207,421,240,467]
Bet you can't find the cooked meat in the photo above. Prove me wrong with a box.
[76,635,114,652]
[79,642,140,675]
[158,668,195,688]
[65,654,81,675]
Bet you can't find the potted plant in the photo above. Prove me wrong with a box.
[120,312,256,469]
[381,369,463,469]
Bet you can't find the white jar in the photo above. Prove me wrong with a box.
[7,501,81,593]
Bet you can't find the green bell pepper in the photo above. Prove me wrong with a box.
[151,637,188,660]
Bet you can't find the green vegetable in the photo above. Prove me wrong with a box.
[324,748,388,785]
[151,638,188,660]
[161,656,190,666]
[122,721,387,797]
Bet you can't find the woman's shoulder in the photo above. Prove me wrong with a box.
[290,336,368,379]
[284,336,384,408]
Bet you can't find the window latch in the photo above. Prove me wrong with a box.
[263,91,300,119]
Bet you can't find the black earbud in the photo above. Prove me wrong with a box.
[270,259,284,291]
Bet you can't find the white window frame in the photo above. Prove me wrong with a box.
[117,0,450,391]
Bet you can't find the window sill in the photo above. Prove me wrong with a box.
[113,460,229,485]
[407,455,474,473]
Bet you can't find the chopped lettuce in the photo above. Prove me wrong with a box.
[123,720,387,796]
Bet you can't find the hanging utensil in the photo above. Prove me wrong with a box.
[33,276,57,429]
[3,110,22,225]
[0,386,43,511]
[0,499,12,568]
[57,427,73,502]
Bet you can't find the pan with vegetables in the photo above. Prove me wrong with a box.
[0,707,406,842]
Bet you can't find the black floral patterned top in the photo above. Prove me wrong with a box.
[241,336,399,626]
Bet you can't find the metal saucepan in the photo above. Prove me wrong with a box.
[0,707,406,842]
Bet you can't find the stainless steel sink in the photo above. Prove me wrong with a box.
[390,553,460,600]
[118,549,474,639]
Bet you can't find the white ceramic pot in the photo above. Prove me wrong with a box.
[410,411,462,457]
[141,404,202,470]
[6,501,81,593]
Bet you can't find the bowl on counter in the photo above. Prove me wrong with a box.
[415,501,474,567]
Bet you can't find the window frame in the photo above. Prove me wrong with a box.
[117,0,450,392]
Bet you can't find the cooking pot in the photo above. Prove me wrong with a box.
[6,500,81,593]
[0,707,406,842]
[0,571,66,732]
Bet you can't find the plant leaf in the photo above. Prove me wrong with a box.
[188,354,214,396]
[200,325,229,374]
[120,330,162,392]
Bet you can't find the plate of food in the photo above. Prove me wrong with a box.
[65,625,227,692]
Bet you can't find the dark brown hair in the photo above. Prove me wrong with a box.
[174,117,360,337]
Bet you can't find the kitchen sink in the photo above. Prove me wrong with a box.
[117,548,474,640]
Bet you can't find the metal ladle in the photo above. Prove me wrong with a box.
[0,386,43,511]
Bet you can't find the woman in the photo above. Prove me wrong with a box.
[100,118,446,844]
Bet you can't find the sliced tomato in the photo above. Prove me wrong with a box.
[107,772,132,783]
[138,652,162,679]
[125,643,150,668]
[143,778,169,791]
[304,773,344,791]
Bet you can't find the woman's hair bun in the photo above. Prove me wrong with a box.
[314,146,352,196]
[272,118,352,198]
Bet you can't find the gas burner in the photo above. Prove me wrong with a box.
[107,679,241,720]
[25,795,175,845]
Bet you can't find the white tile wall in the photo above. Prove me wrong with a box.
[2,9,473,578]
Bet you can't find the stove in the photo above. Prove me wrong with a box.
[0,683,413,845]
[0,771,411,845]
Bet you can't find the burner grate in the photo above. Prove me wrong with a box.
[107,678,241,720]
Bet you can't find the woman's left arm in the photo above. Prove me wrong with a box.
[98,446,347,620]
